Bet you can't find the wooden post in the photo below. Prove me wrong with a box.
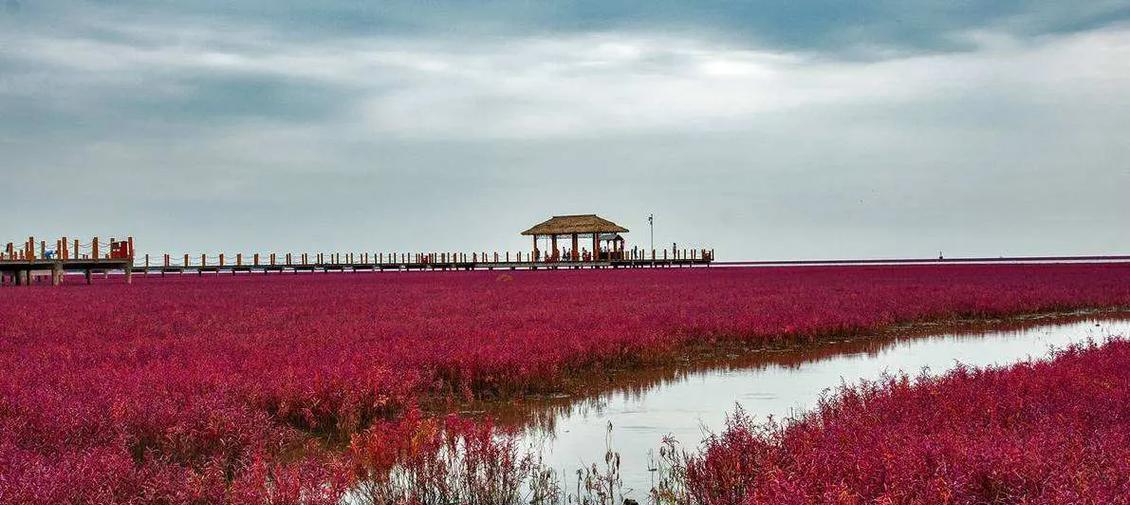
[219,254,225,267]
[201,254,206,267]
[73,239,79,260]
[91,237,99,261]
[236,253,242,266]
[184,254,189,267]
[84,269,91,285]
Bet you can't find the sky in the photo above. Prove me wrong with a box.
[2,1,1128,260]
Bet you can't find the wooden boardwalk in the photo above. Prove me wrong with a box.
[1,236,714,286]
[132,257,713,276]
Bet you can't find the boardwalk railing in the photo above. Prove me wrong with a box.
[132,247,716,275]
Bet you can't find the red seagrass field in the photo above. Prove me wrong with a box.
[2,263,1130,503]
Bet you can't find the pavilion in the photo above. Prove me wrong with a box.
[521,214,629,261]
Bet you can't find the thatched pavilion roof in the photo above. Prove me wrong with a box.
[521,214,629,236]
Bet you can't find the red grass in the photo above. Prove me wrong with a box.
[1,264,1129,503]
[677,339,1130,504]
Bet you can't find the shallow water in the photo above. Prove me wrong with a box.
[507,317,1130,500]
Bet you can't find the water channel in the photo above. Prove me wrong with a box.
[498,316,1130,500]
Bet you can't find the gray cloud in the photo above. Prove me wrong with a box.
[11,1,1130,55]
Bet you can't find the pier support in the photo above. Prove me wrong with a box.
[85,269,92,285]
[51,262,63,286]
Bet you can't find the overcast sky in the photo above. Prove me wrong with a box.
[2,1,1128,260]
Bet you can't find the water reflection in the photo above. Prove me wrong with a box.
[487,315,1130,499]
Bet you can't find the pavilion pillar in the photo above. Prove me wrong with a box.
[532,235,539,262]
[592,233,598,261]
[551,235,559,260]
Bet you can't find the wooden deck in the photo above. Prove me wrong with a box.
[2,257,714,286]
[0,259,134,286]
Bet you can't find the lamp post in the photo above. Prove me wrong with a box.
[648,213,654,253]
